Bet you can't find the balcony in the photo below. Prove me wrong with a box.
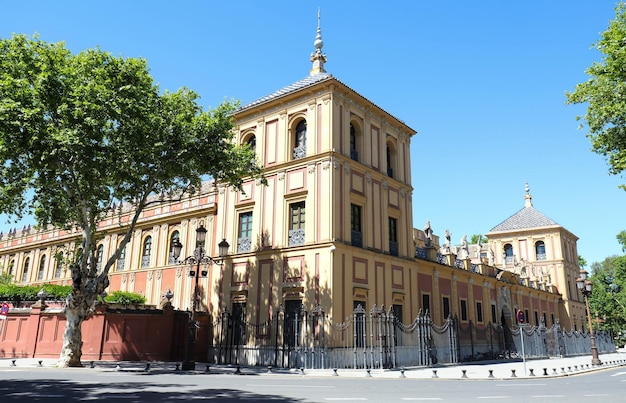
[351,230,363,248]
[141,255,150,268]
[536,253,546,261]
[350,149,359,161]
[293,145,306,160]
[238,237,252,253]
[288,229,305,246]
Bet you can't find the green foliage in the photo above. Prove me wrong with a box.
[470,234,487,244]
[0,34,264,303]
[617,230,626,253]
[579,255,587,269]
[0,283,72,303]
[104,291,147,305]
[589,255,626,347]
[0,270,13,285]
[566,3,626,190]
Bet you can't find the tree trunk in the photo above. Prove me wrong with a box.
[58,291,89,367]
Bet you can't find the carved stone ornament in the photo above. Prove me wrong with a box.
[322,159,331,170]
[277,171,286,181]
[308,164,316,174]
[176,267,182,278]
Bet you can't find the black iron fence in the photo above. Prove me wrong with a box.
[208,304,615,369]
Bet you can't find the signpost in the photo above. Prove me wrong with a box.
[0,302,8,320]
[516,310,528,375]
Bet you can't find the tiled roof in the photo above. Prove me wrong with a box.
[489,206,559,232]
[238,73,334,112]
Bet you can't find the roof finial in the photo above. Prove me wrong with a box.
[524,181,533,208]
[310,8,327,75]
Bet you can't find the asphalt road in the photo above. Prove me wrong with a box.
[1,364,625,402]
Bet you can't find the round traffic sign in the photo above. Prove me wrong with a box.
[0,302,9,315]
[516,310,525,323]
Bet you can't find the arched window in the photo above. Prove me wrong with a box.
[535,241,546,261]
[54,258,62,278]
[247,135,256,153]
[8,259,14,276]
[22,257,30,283]
[96,244,104,273]
[168,231,180,264]
[141,236,152,268]
[293,119,307,160]
[37,255,46,281]
[116,242,126,271]
[386,141,397,178]
[504,244,514,264]
[350,123,359,161]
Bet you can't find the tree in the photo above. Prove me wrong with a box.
[589,255,626,347]
[470,234,487,244]
[617,230,626,253]
[566,2,626,190]
[0,35,263,367]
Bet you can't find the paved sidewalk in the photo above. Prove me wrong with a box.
[2,352,625,380]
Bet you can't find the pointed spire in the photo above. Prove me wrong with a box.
[309,8,327,75]
[524,182,533,208]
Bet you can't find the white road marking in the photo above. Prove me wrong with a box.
[532,395,564,398]
[401,398,442,401]
[476,397,511,399]
[324,399,367,401]
[248,384,334,388]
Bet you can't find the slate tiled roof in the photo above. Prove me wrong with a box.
[489,206,560,232]
[238,73,334,112]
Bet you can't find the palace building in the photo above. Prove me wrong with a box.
[0,17,587,346]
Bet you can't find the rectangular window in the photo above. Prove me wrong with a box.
[351,204,363,247]
[460,300,468,321]
[238,212,253,253]
[525,309,530,324]
[389,217,398,256]
[288,202,305,246]
[442,296,450,321]
[534,311,539,326]
[422,294,430,315]
[491,304,497,324]
[476,302,483,323]
[551,313,555,325]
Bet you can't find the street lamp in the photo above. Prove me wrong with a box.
[576,268,602,366]
[171,224,229,371]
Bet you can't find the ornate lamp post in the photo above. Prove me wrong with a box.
[171,224,229,370]
[576,268,602,366]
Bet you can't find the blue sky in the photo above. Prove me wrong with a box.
[0,1,624,265]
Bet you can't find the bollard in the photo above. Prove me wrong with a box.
[300,367,305,375]
[432,370,438,378]
[552,368,558,375]
[511,369,517,378]
[529,368,535,376]
[205,365,210,373]
[542,368,548,376]
[267,365,272,374]
[10,360,16,366]
[145,363,150,372]
[38,360,43,367]
[366,369,371,377]
[90,361,95,369]
[175,363,180,371]
[332,368,338,376]
[400,368,406,378]
[235,366,241,375]
[115,364,121,371]
[488,370,494,378]
[561,367,566,373]
[574,365,578,371]
[461,369,467,379]
[567,366,572,372]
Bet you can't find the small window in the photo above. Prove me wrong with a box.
[460,300,468,321]
[491,304,497,323]
[389,217,398,256]
[476,302,483,323]
[351,204,363,247]
[386,145,394,178]
[349,123,359,161]
[168,231,180,264]
[22,257,30,283]
[96,245,104,273]
[442,296,450,321]
[116,242,126,271]
[238,212,253,253]
[293,120,307,160]
[535,241,546,261]
[8,259,14,276]
[422,294,431,314]
[37,255,46,281]
[141,236,152,268]
[504,244,514,264]
[247,135,256,153]
[54,258,62,278]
